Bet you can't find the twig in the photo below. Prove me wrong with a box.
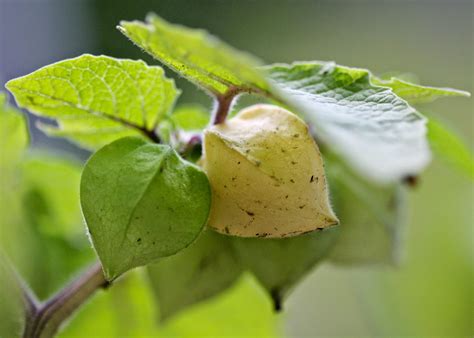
[23,262,109,338]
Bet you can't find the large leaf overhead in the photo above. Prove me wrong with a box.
[264,62,431,184]
[80,137,211,280]
[118,14,269,95]
[6,55,179,149]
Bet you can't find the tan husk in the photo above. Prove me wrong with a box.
[202,104,338,238]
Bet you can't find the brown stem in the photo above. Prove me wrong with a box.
[211,86,240,125]
[23,262,109,338]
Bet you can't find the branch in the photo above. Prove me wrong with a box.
[23,262,109,338]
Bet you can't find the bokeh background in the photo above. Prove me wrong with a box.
[1,0,472,336]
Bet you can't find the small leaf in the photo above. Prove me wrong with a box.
[118,14,269,95]
[231,228,339,309]
[326,156,407,265]
[147,230,242,321]
[0,252,29,338]
[0,92,28,168]
[80,137,211,280]
[6,55,179,149]
[427,117,474,180]
[202,104,337,238]
[372,76,470,104]
[264,61,431,184]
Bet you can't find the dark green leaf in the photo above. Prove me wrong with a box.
[147,230,242,321]
[231,228,339,309]
[80,137,211,280]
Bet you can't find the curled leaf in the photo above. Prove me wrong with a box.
[202,104,337,238]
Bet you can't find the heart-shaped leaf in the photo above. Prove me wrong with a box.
[80,137,211,280]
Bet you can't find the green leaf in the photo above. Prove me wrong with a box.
[170,104,210,131]
[21,156,84,238]
[264,61,431,184]
[12,155,94,298]
[80,137,211,280]
[427,117,474,180]
[118,14,269,95]
[6,55,179,149]
[0,92,28,168]
[0,252,28,338]
[231,227,339,309]
[372,76,470,104]
[60,271,279,338]
[326,156,407,265]
[147,230,242,321]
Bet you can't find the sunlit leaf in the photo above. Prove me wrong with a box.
[80,137,211,280]
[6,55,179,149]
[119,14,268,95]
[147,230,242,321]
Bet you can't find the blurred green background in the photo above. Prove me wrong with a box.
[1,0,472,336]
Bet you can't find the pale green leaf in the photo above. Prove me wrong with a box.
[6,55,179,149]
[60,271,280,338]
[372,76,470,104]
[265,61,431,183]
[147,230,242,321]
[0,252,28,338]
[80,137,211,280]
[170,104,210,131]
[118,14,269,95]
[161,274,279,338]
[20,156,84,238]
[0,92,28,169]
[326,156,407,265]
[427,117,474,180]
[231,228,339,309]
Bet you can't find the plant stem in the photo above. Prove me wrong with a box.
[23,262,109,338]
[211,86,240,125]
